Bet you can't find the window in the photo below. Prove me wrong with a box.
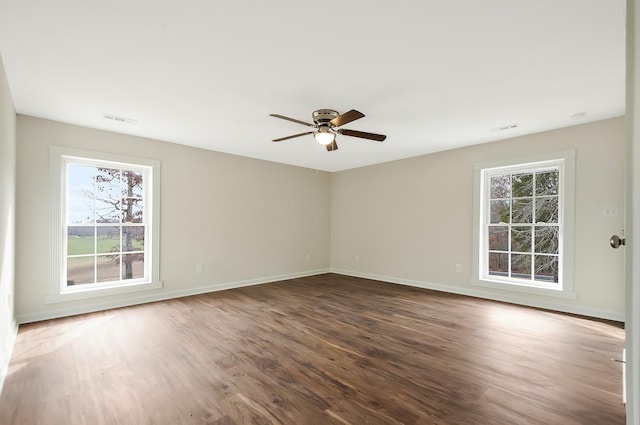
[472,151,576,299]
[49,147,161,302]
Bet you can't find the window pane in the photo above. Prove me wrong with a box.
[511,226,532,252]
[536,170,558,196]
[67,226,94,255]
[122,171,143,198]
[535,197,558,223]
[122,226,144,252]
[488,253,508,276]
[535,226,559,254]
[511,254,531,279]
[121,171,144,223]
[95,168,121,223]
[512,199,532,223]
[67,256,94,285]
[122,254,144,280]
[488,226,508,251]
[512,173,533,197]
[534,255,558,283]
[97,226,120,254]
[96,255,120,282]
[490,200,510,223]
[490,175,511,199]
[67,164,95,224]
[122,197,143,223]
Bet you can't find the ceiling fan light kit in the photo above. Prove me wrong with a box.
[270,108,386,151]
[314,126,336,145]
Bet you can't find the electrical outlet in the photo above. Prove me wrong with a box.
[196,264,203,274]
[455,263,463,273]
[305,253,311,262]
[603,206,619,217]
[355,253,360,262]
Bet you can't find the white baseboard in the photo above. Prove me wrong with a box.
[16,267,624,324]
[331,268,625,322]
[0,318,18,398]
[17,268,330,324]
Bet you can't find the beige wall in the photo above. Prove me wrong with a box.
[13,114,627,321]
[331,118,626,320]
[0,54,16,391]
[15,116,331,322]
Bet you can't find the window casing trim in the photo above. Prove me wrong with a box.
[48,146,162,304]
[471,150,576,299]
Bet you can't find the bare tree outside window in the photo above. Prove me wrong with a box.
[66,164,145,286]
[96,168,144,279]
[487,168,560,283]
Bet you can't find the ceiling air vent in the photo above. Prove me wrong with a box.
[103,113,137,124]
[489,123,519,133]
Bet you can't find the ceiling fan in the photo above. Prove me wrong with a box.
[269,109,386,151]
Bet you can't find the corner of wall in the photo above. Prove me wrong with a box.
[0,51,18,398]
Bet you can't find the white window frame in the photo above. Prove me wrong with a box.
[48,146,162,303]
[471,150,577,299]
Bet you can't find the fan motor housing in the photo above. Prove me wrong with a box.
[312,109,339,126]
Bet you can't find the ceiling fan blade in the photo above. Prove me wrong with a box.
[269,114,314,127]
[330,109,365,127]
[325,140,339,151]
[272,131,314,142]
[339,129,387,142]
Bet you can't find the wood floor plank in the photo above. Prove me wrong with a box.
[0,273,626,424]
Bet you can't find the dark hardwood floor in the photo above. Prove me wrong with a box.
[0,274,626,424]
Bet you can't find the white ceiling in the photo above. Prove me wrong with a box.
[0,1,626,172]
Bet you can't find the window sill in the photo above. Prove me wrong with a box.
[45,280,163,304]
[471,278,578,300]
